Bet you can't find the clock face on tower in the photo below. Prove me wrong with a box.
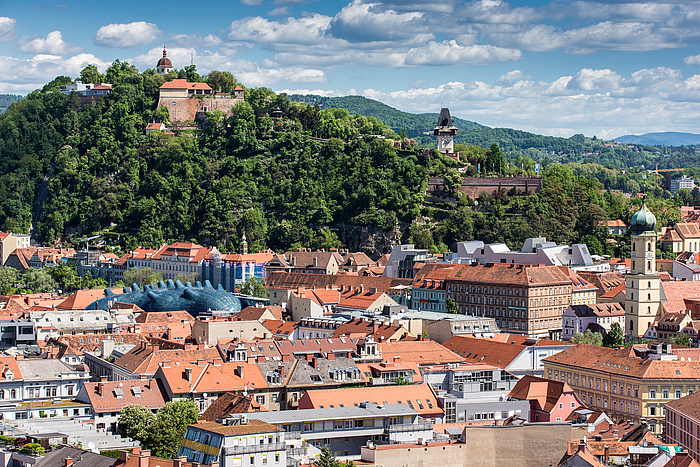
[631,251,636,258]
[646,252,653,259]
[442,136,452,147]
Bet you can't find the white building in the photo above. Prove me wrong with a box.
[453,237,607,272]
[671,175,695,194]
[561,303,625,341]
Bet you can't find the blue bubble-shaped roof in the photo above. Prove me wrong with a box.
[86,280,242,315]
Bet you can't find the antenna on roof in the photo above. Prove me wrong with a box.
[190,47,195,66]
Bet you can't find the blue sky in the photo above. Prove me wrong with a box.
[1,0,700,139]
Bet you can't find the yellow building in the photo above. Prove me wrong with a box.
[543,343,700,435]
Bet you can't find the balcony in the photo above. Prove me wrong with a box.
[223,442,286,455]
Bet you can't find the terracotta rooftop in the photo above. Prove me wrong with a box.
[508,374,577,413]
[662,282,700,314]
[57,288,123,310]
[199,392,266,421]
[379,339,465,365]
[330,317,408,341]
[544,343,700,379]
[676,222,700,239]
[568,303,626,318]
[159,79,212,90]
[80,379,165,413]
[264,272,412,294]
[235,306,284,322]
[298,384,442,418]
[189,419,280,436]
[114,342,220,375]
[446,263,572,286]
[577,272,624,294]
[443,335,541,369]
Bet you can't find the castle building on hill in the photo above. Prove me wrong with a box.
[156,48,173,75]
[157,79,244,123]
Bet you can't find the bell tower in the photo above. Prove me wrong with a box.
[625,198,661,338]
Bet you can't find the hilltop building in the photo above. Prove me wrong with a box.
[157,79,244,123]
[156,47,173,74]
[434,108,459,161]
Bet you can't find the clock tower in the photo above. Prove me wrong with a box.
[625,198,662,338]
[434,108,459,160]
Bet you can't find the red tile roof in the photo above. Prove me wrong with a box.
[442,335,529,369]
[80,379,165,413]
[379,339,465,366]
[508,375,577,413]
[115,342,221,375]
[299,384,442,418]
[199,392,266,421]
[676,222,700,239]
[264,272,412,293]
[57,288,123,310]
[159,79,212,90]
[446,263,572,286]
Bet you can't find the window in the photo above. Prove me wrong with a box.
[649,406,656,416]
[663,390,669,399]
[676,390,682,399]
[649,389,656,399]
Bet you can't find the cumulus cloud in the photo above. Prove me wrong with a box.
[94,21,161,48]
[0,53,110,94]
[0,17,16,41]
[19,31,68,55]
[328,0,429,43]
[169,33,222,48]
[405,40,521,66]
[684,54,700,65]
[228,14,330,44]
[347,66,700,138]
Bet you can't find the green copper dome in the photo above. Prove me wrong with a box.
[630,200,657,234]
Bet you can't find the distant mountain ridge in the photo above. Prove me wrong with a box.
[289,94,588,155]
[613,132,700,146]
[0,94,21,113]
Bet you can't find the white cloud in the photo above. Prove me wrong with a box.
[94,21,161,48]
[0,17,15,42]
[459,0,540,24]
[0,53,110,94]
[684,54,700,65]
[268,7,290,16]
[328,0,429,43]
[19,31,68,55]
[339,66,700,138]
[405,40,521,66]
[227,14,330,44]
[241,0,263,4]
[169,33,222,48]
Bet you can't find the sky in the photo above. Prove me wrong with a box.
[1,0,700,139]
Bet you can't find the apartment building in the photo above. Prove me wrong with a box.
[543,343,700,434]
[444,263,573,339]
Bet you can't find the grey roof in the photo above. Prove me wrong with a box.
[34,446,116,467]
[247,403,417,424]
[16,359,81,380]
[444,427,464,435]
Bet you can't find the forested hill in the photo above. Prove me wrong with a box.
[0,95,21,113]
[289,94,587,155]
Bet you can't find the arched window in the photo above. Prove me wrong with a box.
[647,243,651,251]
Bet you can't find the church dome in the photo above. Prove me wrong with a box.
[157,48,172,68]
[630,199,657,234]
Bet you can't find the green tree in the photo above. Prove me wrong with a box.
[122,267,163,287]
[571,329,603,346]
[602,322,624,348]
[669,333,692,347]
[240,276,267,298]
[145,400,199,459]
[79,64,105,84]
[446,297,458,314]
[314,447,341,467]
[22,268,57,293]
[394,375,411,385]
[443,168,462,193]
[118,405,155,440]
[48,262,80,292]
[174,273,201,284]
[0,267,20,295]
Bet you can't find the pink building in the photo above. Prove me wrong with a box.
[508,374,586,422]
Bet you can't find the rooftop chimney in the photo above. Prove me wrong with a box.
[96,382,104,396]
[577,439,586,454]
[138,450,151,467]
[173,456,188,467]
[185,368,192,382]
[65,458,73,466]
[237,365,244,378]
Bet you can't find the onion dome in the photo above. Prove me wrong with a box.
[630,199,657,234]
[157,48,172,68]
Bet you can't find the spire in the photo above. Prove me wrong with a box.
[240,231,248,255]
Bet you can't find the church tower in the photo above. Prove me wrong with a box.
[625,198,662,338]
[156,47,173,75]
